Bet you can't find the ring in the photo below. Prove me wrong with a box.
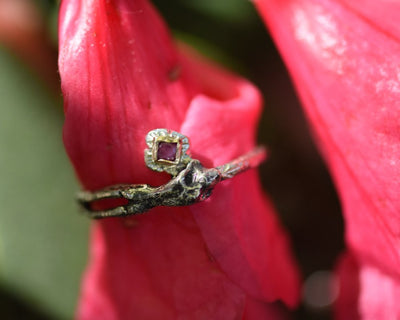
[77,128,266,219]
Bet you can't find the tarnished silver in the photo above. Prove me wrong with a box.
[77,129,266,219]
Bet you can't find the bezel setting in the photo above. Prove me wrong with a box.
[145,129,191,176]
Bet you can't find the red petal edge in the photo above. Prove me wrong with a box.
[59,0,300,318]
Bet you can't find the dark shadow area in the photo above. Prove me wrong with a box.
[257,44,345,319]
[0,286,53,320]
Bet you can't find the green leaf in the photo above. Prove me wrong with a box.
[0,48,88,319]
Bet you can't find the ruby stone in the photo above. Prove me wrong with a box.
[157,142,178,161]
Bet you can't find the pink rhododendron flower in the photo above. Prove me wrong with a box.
[58,0,300,318]
[254,0,400,317]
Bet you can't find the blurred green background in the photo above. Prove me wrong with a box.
[0,0,343,319]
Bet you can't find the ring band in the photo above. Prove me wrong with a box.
[77,129,266,219]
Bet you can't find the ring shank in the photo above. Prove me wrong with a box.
[77,146,267,219]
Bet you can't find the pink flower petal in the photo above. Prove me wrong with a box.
[78,210,246,320]
[336,252,400,319]
[254,0,400,282]
[59,0,300,318]
[181,53,300,306]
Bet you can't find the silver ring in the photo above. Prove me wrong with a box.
[77,128,266,219]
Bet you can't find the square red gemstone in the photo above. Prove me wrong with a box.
[157,142,178,161]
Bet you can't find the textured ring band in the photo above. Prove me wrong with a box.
[77,129,266,219]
